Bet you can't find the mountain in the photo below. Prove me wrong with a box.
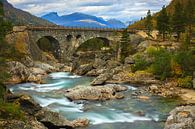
[3,0,54,26]
[107,19,126,28]
[42,12,126,28]
[128,0,195,29]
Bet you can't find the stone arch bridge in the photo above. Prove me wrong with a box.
[7,26,137,62]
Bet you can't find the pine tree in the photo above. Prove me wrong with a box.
[171,1,185,41]
[120,29,132,63]
[157,6,170,41]
[145,10,153,35]
[184,0,194,39]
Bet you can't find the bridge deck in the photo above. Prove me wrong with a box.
[27,26,124,32]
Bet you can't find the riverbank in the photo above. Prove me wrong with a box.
[3,38,195,129]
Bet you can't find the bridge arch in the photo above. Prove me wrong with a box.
[36,36,61,60]
[76,37,110,52]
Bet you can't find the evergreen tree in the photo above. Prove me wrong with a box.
[157,6,170,41]
[171,1,185,41]
[120,29,132,63]
[145,10,153,35]
[184,0,194,38]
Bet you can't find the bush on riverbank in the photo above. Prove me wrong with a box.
[177,76,193,88]
[0,101,24,120]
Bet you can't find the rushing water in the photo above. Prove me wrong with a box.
[9,72,182,129]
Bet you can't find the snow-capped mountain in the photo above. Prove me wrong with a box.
[41,12,126,28]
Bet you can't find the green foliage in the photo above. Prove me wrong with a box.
[77,38,109,51]
[0,102,24,120]
[177,76,193,88]
[173,51,193,75]
[120,29,132,63]
[145,10,153,35]
[171,1,185,41]
[131,54,150,72]
[184,0,195,36]
[157,6,170,41]
[150,48,172,80]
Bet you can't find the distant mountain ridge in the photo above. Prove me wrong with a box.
[42,12,126,29]
[3,0,54,26]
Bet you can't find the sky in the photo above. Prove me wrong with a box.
[7,0,172,22]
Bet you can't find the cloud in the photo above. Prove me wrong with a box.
[7,0,172,22]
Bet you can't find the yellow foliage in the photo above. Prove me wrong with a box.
[15,32,28,54]
[171,61,183,76]
[177,76,193,88]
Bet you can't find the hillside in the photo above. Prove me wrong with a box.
[128,0,195,30]
[3,0,54,26]
[42,12,126,29]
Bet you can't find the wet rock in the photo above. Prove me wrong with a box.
[165,106,195,129]
[74,64,93,75]
[63,84,127,101]
[35,109,89,128]
[17,95,42,115]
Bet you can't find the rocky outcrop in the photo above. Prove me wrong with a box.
[59,84,127,101]
[0,119,47,129]
[165,106,195,129]
[193,72,195,89]
[91,66,123,85]
[4,93,89,129]
[17,95,42,115]
[35,109,89,128]
[7,61,44,84]
[148,80,181,98]
[34,61,58,73]
[109,70,160,85]
[74,64,93,75]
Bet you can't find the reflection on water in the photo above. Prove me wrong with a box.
[10,72,181,129]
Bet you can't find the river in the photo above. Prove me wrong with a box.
[9,72,181,129]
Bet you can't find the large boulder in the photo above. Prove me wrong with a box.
[35,109,89,128]
[91,66,123,85]
[165,106,195,129]
[61,84,127,101]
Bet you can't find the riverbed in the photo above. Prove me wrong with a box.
[9,72,182,129]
